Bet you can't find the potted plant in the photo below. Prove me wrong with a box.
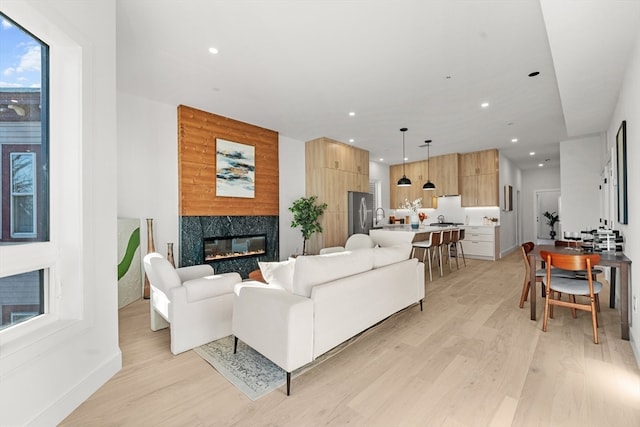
[543,211,559,239]
[289,195,328,255]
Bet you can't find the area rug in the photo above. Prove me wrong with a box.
[194,322,383,400]
[194,336,288,400]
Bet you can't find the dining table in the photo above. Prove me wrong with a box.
[528,244,632,340]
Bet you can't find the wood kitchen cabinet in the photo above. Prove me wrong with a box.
[429,153,459,197]
[306,137,368,174]
[459,149,498,207]
[389,154,460,208]
[389,162,430,209]
[306,137,369,253]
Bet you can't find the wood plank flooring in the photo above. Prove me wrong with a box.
[61,251,640,426]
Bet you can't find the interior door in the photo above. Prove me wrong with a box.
[535,189,560,240]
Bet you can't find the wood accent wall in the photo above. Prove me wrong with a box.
[178,105,279,216]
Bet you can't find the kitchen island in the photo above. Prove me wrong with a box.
[369,225,455,246]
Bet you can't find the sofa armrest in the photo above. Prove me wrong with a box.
[179,272,242,302]
[232,286,314,373]
[176,264,215,283]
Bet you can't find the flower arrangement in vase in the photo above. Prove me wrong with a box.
[399,198,426,229]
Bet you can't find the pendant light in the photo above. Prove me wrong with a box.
[397,127,411,187]
[422,140,436,190]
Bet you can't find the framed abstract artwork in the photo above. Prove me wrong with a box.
[616,120,628,224]
[216,139,255,198]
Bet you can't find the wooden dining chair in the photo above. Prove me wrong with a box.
[519,242,577,308]
[540,250,603,344]
[553,240,603,309]
[519,242,543,308]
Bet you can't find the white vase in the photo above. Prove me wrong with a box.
[410,213,420,229]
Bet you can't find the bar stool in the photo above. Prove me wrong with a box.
[449,228,461,269]
[429,231,444,277]
[411,233,436,281]
[439,228,453,273]
[457,228,466,267]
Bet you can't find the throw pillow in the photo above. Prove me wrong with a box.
[258,259,295,293]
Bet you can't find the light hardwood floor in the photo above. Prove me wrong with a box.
[61,251,640,427]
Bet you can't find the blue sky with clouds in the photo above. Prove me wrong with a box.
[1,15,42,88]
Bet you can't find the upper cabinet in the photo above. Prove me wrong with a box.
[429,153,459,197]
[390,161,431,208]
[459,149,498,207]
[389,154,459,209]
[306,137,368,175]
[388,148,499,209]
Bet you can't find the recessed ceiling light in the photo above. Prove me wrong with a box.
[404,157,408,161]
[511,138,518,143]
[379,158,384,162]
[528,71,540,77]
[208,47,219,55]
[538,163,544,167]
[349,111,356,116]
[529,152,535,156]
[349,138,354,143]
[481,102,490,108]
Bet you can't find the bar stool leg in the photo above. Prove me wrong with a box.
[434,245,443,277]
[457,241,466,267]
[423,247,433,282]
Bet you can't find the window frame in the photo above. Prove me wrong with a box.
[0,4,85,367]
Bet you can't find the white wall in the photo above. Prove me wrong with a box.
[117,92,179,261]
[278,135,306,259]
[520,167,561,243]
[499,153,522,255]
[559,134,603,236]
[607,26,640,361]
[369,160,391,210]
[0,1,120,425]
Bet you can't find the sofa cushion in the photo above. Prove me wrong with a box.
[292,249,373,297]
[259,259,295,292]
[372,244,412,268]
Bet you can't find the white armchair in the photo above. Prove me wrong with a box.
[143,252,242,354]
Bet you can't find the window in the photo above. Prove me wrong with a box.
[0,12,49,330]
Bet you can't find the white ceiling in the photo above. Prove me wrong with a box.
[116,0,640,170]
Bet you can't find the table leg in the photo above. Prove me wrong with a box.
[609,266,617,309]
[529,254,536,321]
[620,263,629,340]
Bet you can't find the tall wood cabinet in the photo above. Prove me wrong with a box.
[305,137,369,254]
[459,149,499,207]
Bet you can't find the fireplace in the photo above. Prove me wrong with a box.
[203,234,266,262]
[181,215,278,278]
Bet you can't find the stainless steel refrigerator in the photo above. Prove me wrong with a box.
[348,191,373,236]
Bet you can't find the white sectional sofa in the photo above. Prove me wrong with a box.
[232,243,425,395]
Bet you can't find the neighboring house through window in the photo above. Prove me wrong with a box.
[0,13,49,330]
